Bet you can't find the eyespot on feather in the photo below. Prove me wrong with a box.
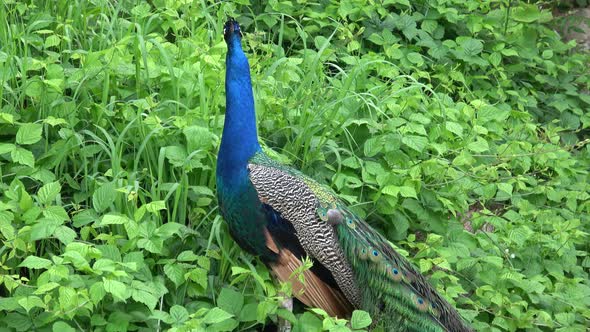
[429,303,441,317]
[387,265,404,282]
[411,293,429,312]
[344,214,356,228]
[358,247,369,260]
[369,248,382,262]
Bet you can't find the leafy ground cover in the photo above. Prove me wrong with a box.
[0,0,589,331]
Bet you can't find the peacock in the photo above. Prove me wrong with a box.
[216,18,472,332]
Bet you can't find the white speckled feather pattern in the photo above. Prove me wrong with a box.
[248,163,362,307]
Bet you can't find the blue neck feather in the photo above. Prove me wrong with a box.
[217,33,261,186]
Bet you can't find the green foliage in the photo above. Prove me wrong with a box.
[0,0,589,331]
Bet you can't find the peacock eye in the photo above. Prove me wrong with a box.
[392,268,399,275]
[372,250,379,256]
[417,297,424,305]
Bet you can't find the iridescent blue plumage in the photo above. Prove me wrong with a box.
[216,19,269,259]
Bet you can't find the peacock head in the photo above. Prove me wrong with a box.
[223,18,242,42]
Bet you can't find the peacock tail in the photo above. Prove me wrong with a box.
[248,152,471,332]
[217,18,472,332]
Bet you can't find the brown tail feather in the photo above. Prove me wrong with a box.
[263,229,354,318]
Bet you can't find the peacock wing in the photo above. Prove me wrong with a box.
[247,152,363,309]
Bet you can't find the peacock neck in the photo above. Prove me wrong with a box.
[218,35,261,185]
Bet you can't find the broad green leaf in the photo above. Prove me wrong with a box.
[44,116,68,126]
[150,310,172,324]
[406,52,423,65]
[363,137,382,157]
[165,145,188,167]
[16,123,43,145]
[3,311,33,330]
[0,297,20,312]
[164,263,185,287]
[157,222,185,238]
[93,259,116,273]
[44,35,61,48]
[43,205,69,222]
[512,4,552,23]
[197,256,210,270]
[0,112,14,124]
[421,19,438,34]
[58,286,78,312]
[169,305,189,325]
[18,296,45,312]
[63,251,91,270]
[445,121,464,136]
[399,186,418,198]
[350,310,372,329]
[11,147,35,167]
[130,281,159,310]
[497,183,513,196]
[238,303,258,322]
[542,50,553,59]
[478,105,509,123]
[482,256,503,268]
[54,225,76,244]
[297,312,322,331]
[52,321,76,332]
[0,143,16,154]
[34,282,60,295]
[202,307,233,325]
[186,267,208,289]
[177,250,200,262]
[500,48,519,56]
[489,52,502,66]
[30,218,62,241]
[184,126,214,151]
[144,200,166,213]
[138,238,163,254]
[72,209,98,227]
[99,213,130,226]
[402,135,428,152]
[218,288,244,316]
[19,256,52,269]
[124,218,140,239]
[0,211,15,239]
[382,185,399,197]
[90,282,106,304]
[103,278,129,301]
[38,181,61,204]
[92,182,116,213]
[467,137,489,153]
[461,38,483,56]
[555,312,576,325]
[134,205,147,221]
[209,317,239,331]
